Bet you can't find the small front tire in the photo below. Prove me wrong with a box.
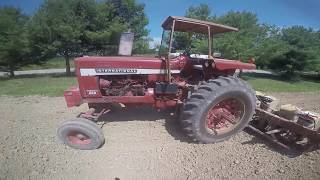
[57,118,105,150]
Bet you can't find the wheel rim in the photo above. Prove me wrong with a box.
[206,98,245,135]
[67,131,92,145]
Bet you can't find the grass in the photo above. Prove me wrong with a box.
[20,57,74,70]
[0,76,77,96]
[244,75,320,92]
[0,75,319,97]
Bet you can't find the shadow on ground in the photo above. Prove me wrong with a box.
[98,105,303,157]
[99,105,193,143]
[242,128,302,158]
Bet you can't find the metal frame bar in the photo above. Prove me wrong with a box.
[167,19,175,82]
[248,108,320,153]
[207,26,211,58]
[211,31,214,57]
[158,30,165,58]
[161,16,238,34]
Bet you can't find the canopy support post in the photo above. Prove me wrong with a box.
[167,19,175,82]
[207,26,212,58]
[158,30,165,58]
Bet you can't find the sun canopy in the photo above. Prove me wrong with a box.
[162,16,238,34]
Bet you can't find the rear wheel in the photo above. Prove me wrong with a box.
[180,76,256,143]
[57,118,105,150]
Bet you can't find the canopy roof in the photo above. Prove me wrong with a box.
[162,16,238,34]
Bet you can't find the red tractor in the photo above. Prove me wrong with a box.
[58,16,256,150]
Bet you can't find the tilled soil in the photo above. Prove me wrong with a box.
[0,92,319,180]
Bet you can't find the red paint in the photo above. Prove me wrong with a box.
[75,56,182,70]
[83,88,155,104]
[154,99,178,109]
[65,55,255,108]
[67,131,92,145]
[78,76,102,98]
[74,56,185,100]
[148,74,166,82]
[64,87,82,107]
[206,98,244,134]
[213,58,256,70]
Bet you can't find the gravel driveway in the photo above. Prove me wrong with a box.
[0,92,319,180]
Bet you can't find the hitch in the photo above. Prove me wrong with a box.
[248,108,320,154]
[78,107,110,122]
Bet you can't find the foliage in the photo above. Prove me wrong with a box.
[110,0,148,37]
[29,0,149,75]
[84,1,127,55]
[0,7,30,77]
[20,57,73,71]
[86,0,149,55]
[186,4,212,21]
[171,4,212,54]
[269,49,310,79]
[29,0,97,75]
[173,4,320,80]
[1,2,319,81]
[214,11,262,61]
[133,36,153,54]
[280,26,320,73]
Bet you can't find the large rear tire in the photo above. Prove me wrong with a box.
[57,118,105,150]
[180,76,256,143]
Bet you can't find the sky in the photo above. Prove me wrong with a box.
[1,0,319,43]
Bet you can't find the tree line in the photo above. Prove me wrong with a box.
[0,0,149,77]
[0,2,319,79]
[174,4,320,79]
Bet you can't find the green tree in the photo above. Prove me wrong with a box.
[282,26,317,49]
[0,7,30,77]
[265,26,320,79]
[83,1,127,55]
[214,11,262,61]
[308,31,320,74]
[269,49,310,79]
[133,36,152,54]
[281,26,320,73]
[109,0,148,38]
[108,0,149,52]
[253,24,289,69]
[173,4,212,53]
[30,0,149,74]
[186,4,212,21]
[30,0,97,76]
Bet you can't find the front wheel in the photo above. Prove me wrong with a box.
[57,118,105,150]
[180,76,256,143]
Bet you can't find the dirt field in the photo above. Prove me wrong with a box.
[0,92,319,180]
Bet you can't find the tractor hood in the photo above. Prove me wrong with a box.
[74,56,255,77]
[74,56,183,77]
[75,56,164,69]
